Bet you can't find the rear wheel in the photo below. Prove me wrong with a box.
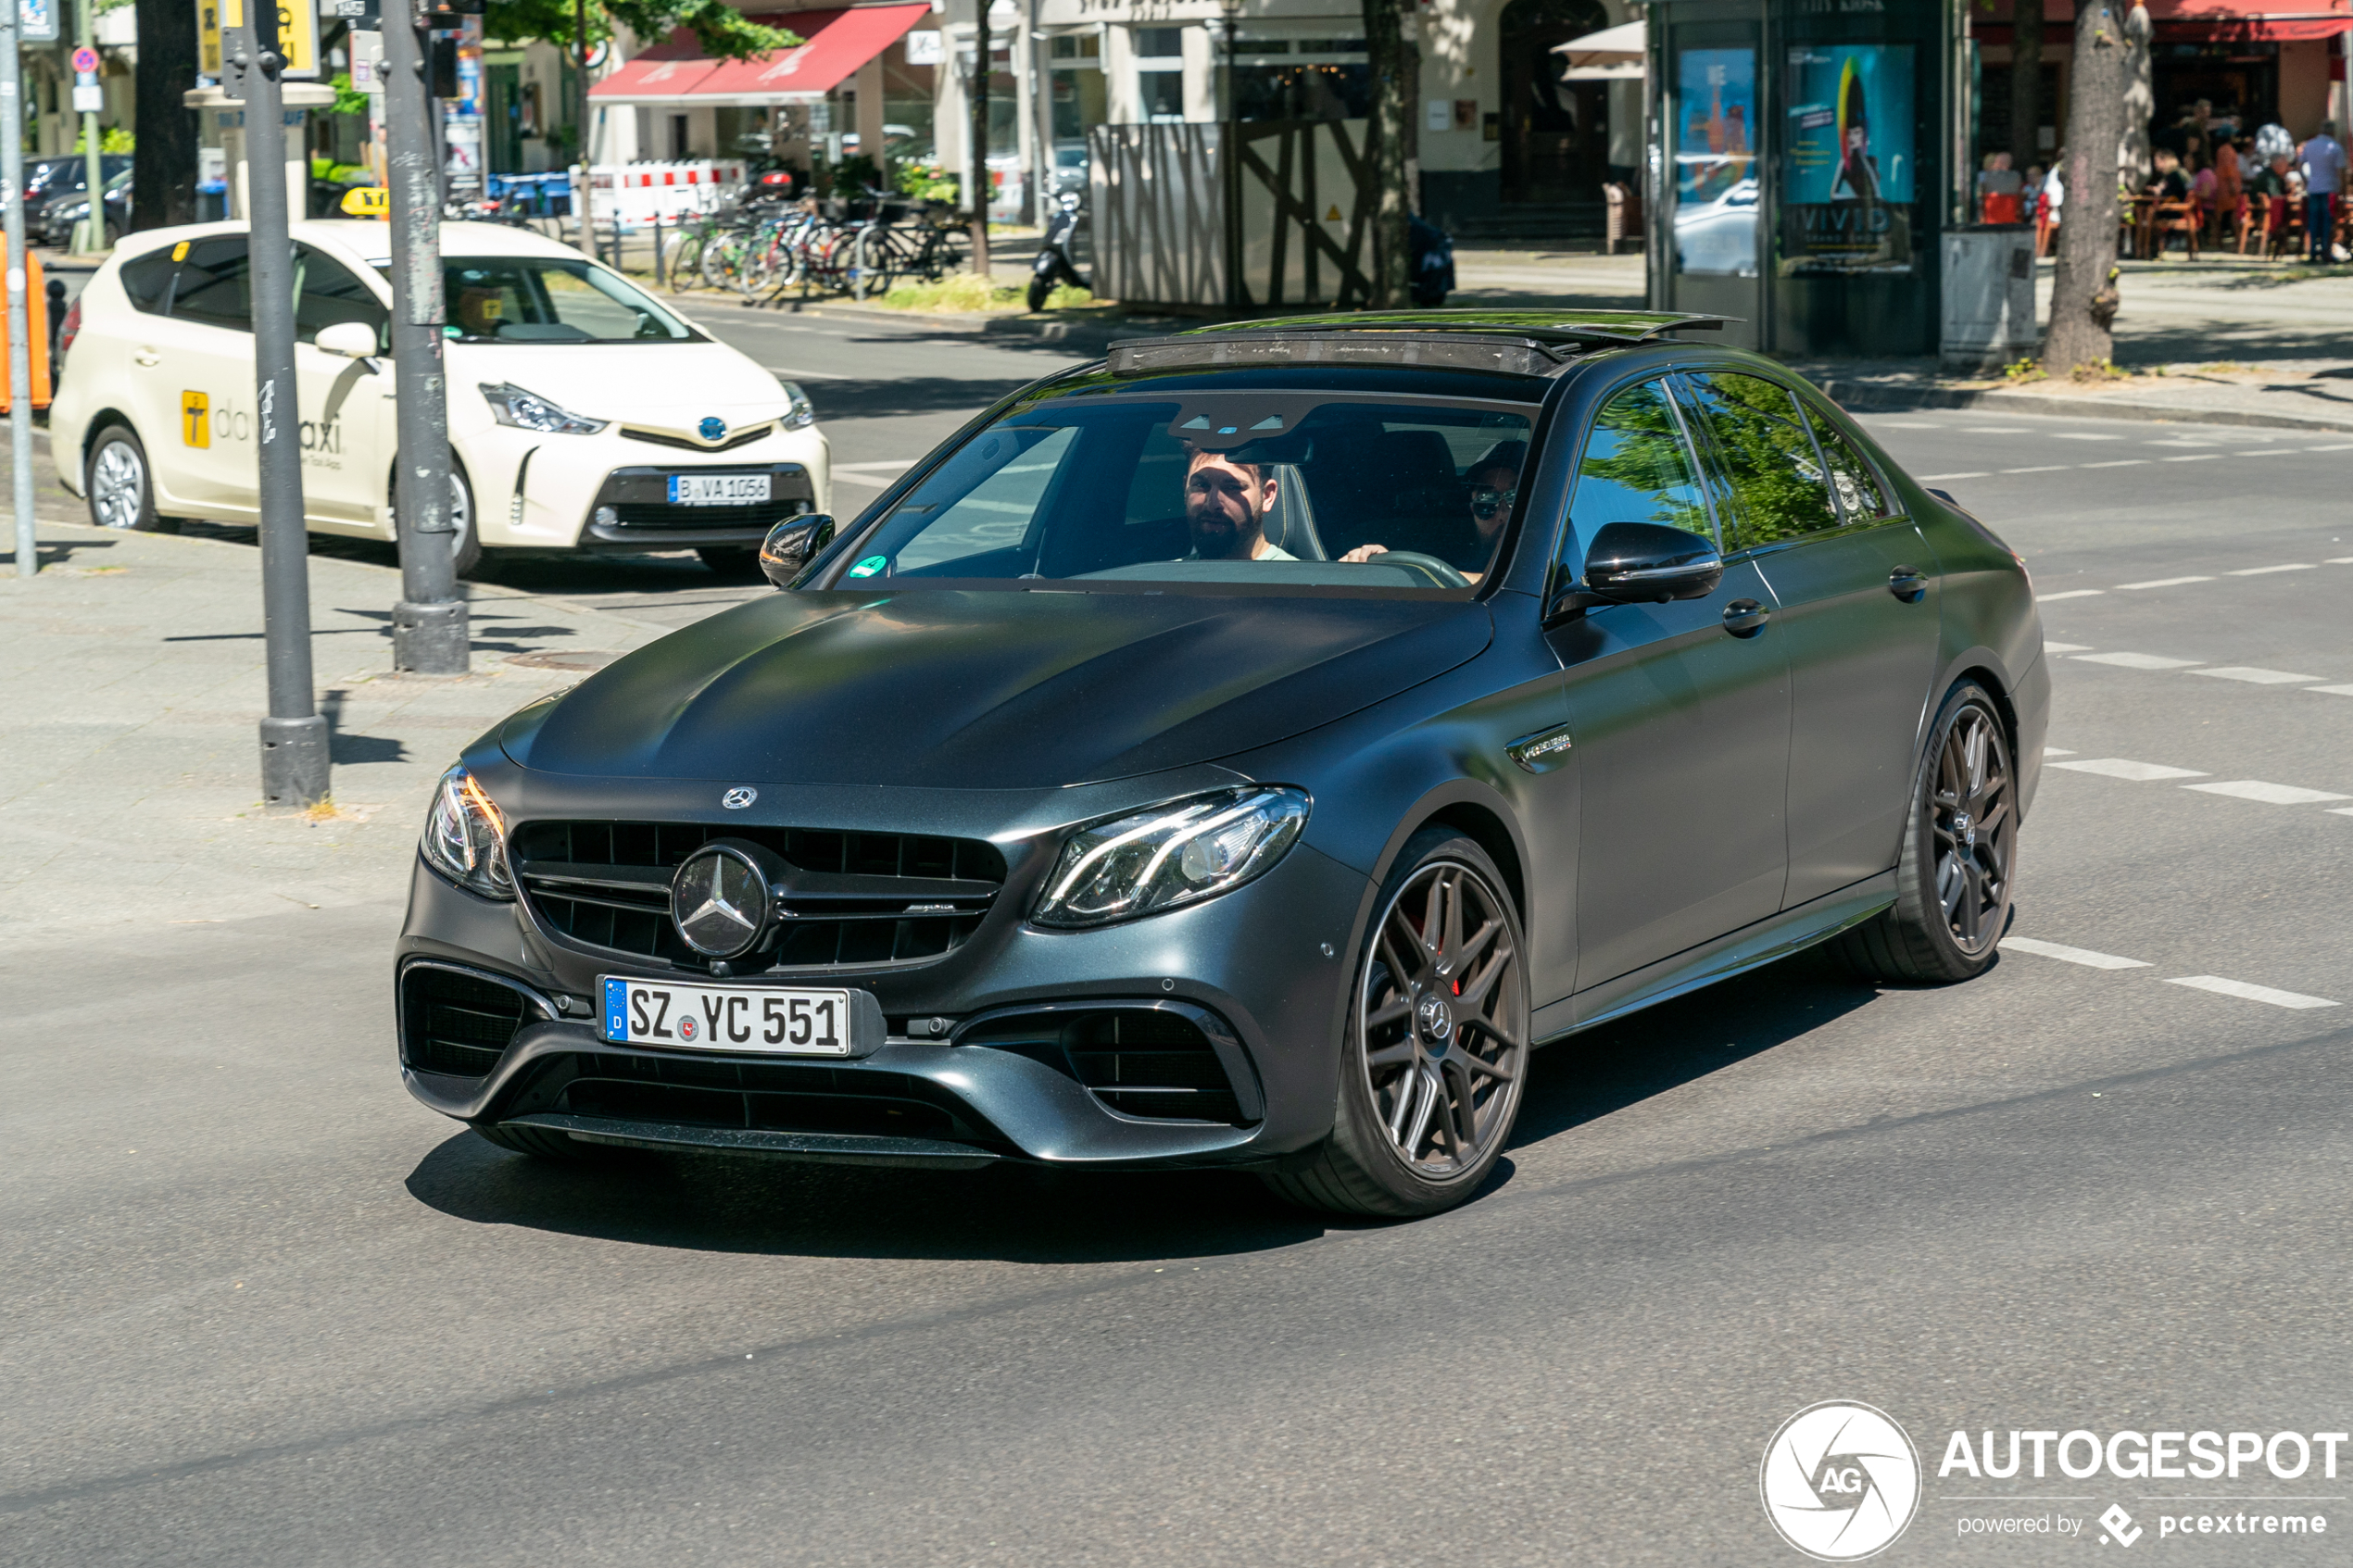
[1265,830,1530,1218]
[1026,273,1054,312]
[1836,682,2017,983]
[86,423,177,532]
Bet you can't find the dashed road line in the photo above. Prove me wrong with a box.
[2162,454,2228,462]
[2049,433,2127,441]
[2004,938,2152,970]
[2189,666,2322,684]
[2166,976,2341,1010]
[1919,470,1991,481]
[2073,651,2201,669]
[2042,643,2092,653]
[2079,458,2152,469]
[2183,780,2352,805]
[2116,576,2214,590]
[2043,746,2076,756]
[2052,758,2208,781]
[2309,684,2353,696]
[2002,465,2071,474]
[2227,563,2317,576]
[2039,588,2106,600]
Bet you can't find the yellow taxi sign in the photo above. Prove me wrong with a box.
[340,186,390,219]
[182,390,210,448]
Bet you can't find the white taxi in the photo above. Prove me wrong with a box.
[52,219,830,575]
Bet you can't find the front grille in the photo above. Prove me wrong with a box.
[604,499,809,533]
[959,1005,1250,1124]
[400,964,544,1077]
[512,820,1006,969]
[619,422,779,454]
[554,1052,989,1143]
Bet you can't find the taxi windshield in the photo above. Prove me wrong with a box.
[839,391,1535,593]
[422,257,702,344]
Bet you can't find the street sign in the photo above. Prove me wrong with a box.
[197,0,220,76]
[19,0,57,44]
[69,44,94,72]
[274,0,321,77]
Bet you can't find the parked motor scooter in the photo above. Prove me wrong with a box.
[1028,192,1088,312]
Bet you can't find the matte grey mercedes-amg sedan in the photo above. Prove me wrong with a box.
[396,311,2047,1217]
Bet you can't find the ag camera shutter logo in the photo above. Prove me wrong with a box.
[1761,1401,1922,1561]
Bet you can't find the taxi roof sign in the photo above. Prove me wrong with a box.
[340,185,390,219]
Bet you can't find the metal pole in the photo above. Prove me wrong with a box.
[573,0,594,257]
[4,6,35,579]
[235,6,331,803]
[75,0,102,252]
[384,0,465,671]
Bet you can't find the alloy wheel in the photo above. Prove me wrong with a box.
[91,440,145,530]
[1931,704,2013,953]
[1359,859,1528,1177]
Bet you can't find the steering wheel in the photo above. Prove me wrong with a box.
[1365,550,1469,589]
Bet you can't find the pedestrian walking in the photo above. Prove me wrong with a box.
[2298,120,2346,263]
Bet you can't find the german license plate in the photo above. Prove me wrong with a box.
[669,472,772,506]
[599,976,858,1056]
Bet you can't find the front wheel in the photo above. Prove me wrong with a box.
[1836,682,2017,982]
[1026,272,1054,312]
[1265,830,1530,1218]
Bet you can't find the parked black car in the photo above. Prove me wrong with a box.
[397,311,2048,1217]
[23,154,132,236]
[39,166,131,249]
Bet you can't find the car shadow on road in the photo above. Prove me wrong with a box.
[405,1128,1337,1264]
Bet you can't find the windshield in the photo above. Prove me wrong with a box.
[837,392,1534,592]
[414,257,702,344]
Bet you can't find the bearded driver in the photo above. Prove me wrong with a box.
[1183,447,1296,561]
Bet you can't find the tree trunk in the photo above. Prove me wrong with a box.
[131,0,200,230]
[969,4,991,278]
[2043,0,2143,372]
[2120,19,2154,187]
[2009,0,2043,174]
[1362,0,1411,306]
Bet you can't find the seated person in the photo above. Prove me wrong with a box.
[1182,446,1295,561]
[1336,441,1527,584]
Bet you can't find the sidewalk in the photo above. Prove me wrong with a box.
[0,511,673,943]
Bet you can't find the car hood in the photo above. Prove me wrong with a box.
[508,589,1493,790]
[447,341,790,427]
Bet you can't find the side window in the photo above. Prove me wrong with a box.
[294,245,388,347]
[891,425,1077,572]
[1803,403,1899,521]
[1679,371,1840,553]
[1557,378,1715,578]
[171,236,254,332]
[118,247,178,314]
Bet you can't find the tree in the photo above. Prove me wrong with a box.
[2043,0,2147,372]
[131,0,200,231]
[968,1,989,277]
[2009,0,2042,174]
[484,0,797,64]
[1362,0,1416,307]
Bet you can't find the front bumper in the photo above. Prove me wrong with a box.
[396,820,1371,1170]
[460,421,832,552]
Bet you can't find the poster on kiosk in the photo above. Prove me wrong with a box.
[1781,44,1915,274]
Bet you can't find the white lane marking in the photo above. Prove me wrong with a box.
[2162,454,2228,462]
[2040,589,2107,600]
[2053,758,2208,781]
[2003,465,2071,474]
[1919,470,1991,480]
[2183,780,2352,805]
[2228,563,2318,575]
[2072,651,2201,669]
[2333,807,2353,816]
[1873,421,1942,429]
[2328,557,2353,565]
[2307,443,2353,451]
[2005,937,2153,970]
[1957,426,2032,433]
[2240,449,2300,458]
[2309,684,2353,696]
[2050,433,2127,441]
[2081,458,2153,468]
[2166,976,2341,1010]
[2189,666,2323,684]
[2043,642,2093,653]
[2116,575,2215,590]
[2043,746,2076,756]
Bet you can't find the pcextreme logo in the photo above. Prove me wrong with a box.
[1761,1401,1923,1561]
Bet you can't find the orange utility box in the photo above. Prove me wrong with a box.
[0,242,53,411]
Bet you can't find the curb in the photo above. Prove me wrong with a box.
[1817,378,2353,434]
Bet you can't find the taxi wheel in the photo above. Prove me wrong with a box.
[446,466,484,579]
[86,424,175,533]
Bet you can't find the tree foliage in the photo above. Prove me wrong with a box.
[484,0,799,62]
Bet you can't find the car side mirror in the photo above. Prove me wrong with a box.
[759,513,835,588]
[314,320,380,360]
[1547,521,1723,622]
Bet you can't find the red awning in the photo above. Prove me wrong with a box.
[590,5,930,106]
[1976,0,2351,42]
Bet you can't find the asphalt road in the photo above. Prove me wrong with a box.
[5,405,2351,1566]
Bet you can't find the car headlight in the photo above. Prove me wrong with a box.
[780,380,816,431]
[479,382,608,434]
[1032,786,1310,929]
[421,766,515,900]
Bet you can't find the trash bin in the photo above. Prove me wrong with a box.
[1941,226,2038,374]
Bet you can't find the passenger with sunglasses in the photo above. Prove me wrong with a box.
[1338,441,1527,584]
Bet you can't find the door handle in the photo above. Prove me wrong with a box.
[134,349,160,367]
[1722,598,1770,638]
[1889,565,1930,602]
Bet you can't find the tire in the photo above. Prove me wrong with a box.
[1835,682,2018,983]
[385,462,484,578]
[849,230,896,299]
[472,1122,637,1163]
[85,423,176,532]
[1264,829,1531,1219]
[696,546,762,579]
[666,232,704,292]
[1026,273,1053,312]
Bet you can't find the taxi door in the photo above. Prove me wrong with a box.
[138,233,260,521]
[291,243,394,533]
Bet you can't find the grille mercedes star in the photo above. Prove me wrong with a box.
[511,821,1007,970]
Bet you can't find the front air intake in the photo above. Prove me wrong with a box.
[399,963,547,1077]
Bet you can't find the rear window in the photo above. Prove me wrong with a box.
[119,247,177,314]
